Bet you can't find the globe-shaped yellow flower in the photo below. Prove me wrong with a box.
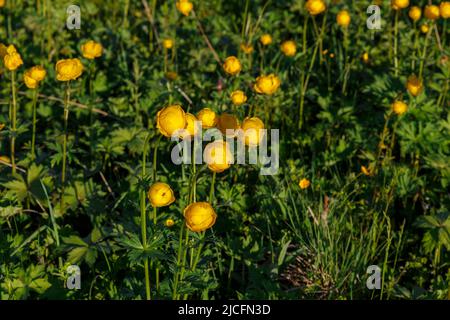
[156,104,187,137]
[406,75,423,97]
[408,6,422,21]
[281,40,297,57]
[56,58,83,81]
[240,117,265,146]
[424,5,440,20]
[3,45,23,71]
[217,113,240,136]
[260,34,272,46]
[240,43,254,54]
[254,74,281,95]
[392,101,408,115]
[441,2,450,19]
[81,40,103,60]
[197,108,218,129]
[391,0,409,10]
[420,24,430,33]
[305,0,326,16]
[180,112,199,139]
[223,56,242,76]
[204,140,233,173]
[0,0,5,8]
[336,10,351,27]
[299,178,311,189]
[24,66,46,89]
[230,90,247,106]
[148,182,175,207]
[176,0,193,16]
[162,39,174,49]
[165,219,175,227]
[184,202,217,232]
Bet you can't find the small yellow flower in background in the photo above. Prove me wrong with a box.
[361,166,371,176]
[392,100,408,115]
[329,53,335,58]
[322,49,329,55]
[180,113,199,139]
[336,10,351,27]
[0,123,5,131]
[162,38,174,49]
[240,117,265,146]
[408,6,422,21]
[362,52,369,63]
[165,71,178,81]
[406,75,423,96]
[0,0,5,8]
[260,34,272,46]
[24,66,47,89]
[305,0,326,16]
[197,108,218,129]
[148,182,176,207]
[254,74,281,95]
[81,40,103,59]
[176,0,193,16]
[55,58,83,81]
[3,45,23,71]
[184,202,217,232]
[420,24,430,33]
[441,2,450,19]
[156,104,187,137]
[223,56,242,76]
[0,155,11,164]
[299,178,311,189]
[204,140,233,173]
[0,43,7,57]
[240,43,254,54]
[217,113,240,136]
[165,219,175,227]
[391,0,409,10]
[424,5,440,20]
[280,40,297,57]
[230,90,247,106]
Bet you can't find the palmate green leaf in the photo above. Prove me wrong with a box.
[118,232,166,264]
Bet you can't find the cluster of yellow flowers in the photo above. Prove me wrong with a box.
[402,1,450,32]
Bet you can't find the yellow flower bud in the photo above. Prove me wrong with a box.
[3,45,23,71]
[197,108,217,129]
[204,140,233,173]
[424,5,440,20]
[222,56,242,76]
[420,24,430,33]
[392,101,408,115]
[55,58,83,81]
[240,43,254,54]
[162,39,174,49]
[362,52,369,63]
[230,90,247,106]
[299,178,311,189]
[156,104,187,137]
[260,34,272,46]
[408,6,422,21]
[361,166,371,176]
[441,2,450,19]
[0,155,11,164]
[81,40,103,60]
[336,10,351,27]
[180,113,199,139]
[0,123,5,131]
[184,202,217,232]
[147,182,176,208]
[391,0,409,10]
[176,0,193,16]
[281,40,297,57]
[0,0,5,8]
[406,75,423,97]
[305,0,326,16]
[253,74,281,95]
[24,66,46,89]
[165,71,178,81]
[165,219,175,227]
[240,117,265,146]
[217,113,240,136]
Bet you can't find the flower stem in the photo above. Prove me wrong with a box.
[394,10,399,76]
[419,25,432,80]
[10,71,17,175]
[31,88,39,160]
[209,171,216,203]
[141,132,152,300]
[60,82,71,214]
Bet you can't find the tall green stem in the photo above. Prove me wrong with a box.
[60,82,71,214]
[31,88,39,160]
[209,171,216,203]
[419,26,432,79]
[141,132,152,300]
[10,71,17,175]
[394,10,399,76]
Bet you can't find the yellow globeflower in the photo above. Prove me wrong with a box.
[280,40,297,57]
[299,178,311,189]
[240,43,254,54]
[240,117,265,146]
[222,56,242,76]
[305,0,326,16]
[336,10,351,27]
[260,34,272,46]
[147,182,175,208]
[408,6,422,21]
[391,0,409,10]
[157,105,187,137]
[361,166,371,176]
[165,71,178,81]
[406,75,423,97]
[217,113,240,136]
[165,219,175,227]
[180,113,199,139]
[81,40,103,60]
[176,0,193,16]
[420,24,430,33]
[230,90,247,106]
[55,58,83,81]
[254,74,281,95]
[441,2,450,19]
[184,202,217,232]
[392,101,408,115]
[162,39,174,49]
[197,108,217,129]
[0,123,5,131]
[204,140,233,173]
[424,5,440,20]
[362,52,369,63]
[3,45,23,71]
[24,66,47,89]
[0,0,5,8]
